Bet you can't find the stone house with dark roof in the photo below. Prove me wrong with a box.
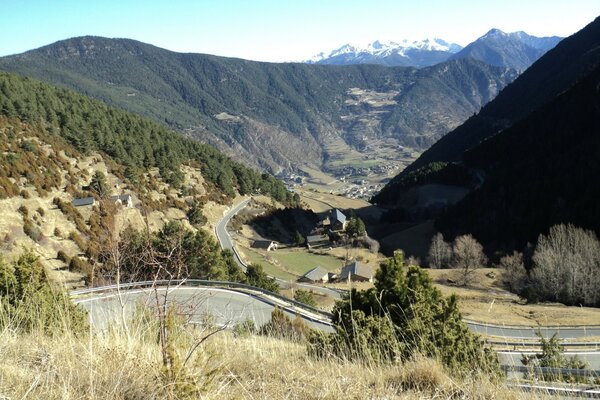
[298,266,329,283]
[338,261,373,282]
[330,209,347,231]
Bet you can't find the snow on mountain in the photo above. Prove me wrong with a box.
[306,38,463,68]
[320,38,461,59]
[307,30,561,69]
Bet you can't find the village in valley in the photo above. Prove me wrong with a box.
[246,207,375,285]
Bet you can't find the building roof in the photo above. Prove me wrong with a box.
[72,197,95,207]
[306,234,329,244]
[331,209,346,224]
[301,266,329,281]
[339,261,372,280]
[251,240,276,249]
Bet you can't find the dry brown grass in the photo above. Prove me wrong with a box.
[191,333,537,399]
[0,325,537,400]
[428,268,600,327]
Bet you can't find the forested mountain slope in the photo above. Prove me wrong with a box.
[0,70,291,286]
[436,63,600,247]
[0,37,517,174]
[396,16,600,177]
[0,71,293,203]
[450,29,561,71]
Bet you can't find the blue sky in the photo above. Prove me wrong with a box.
[1,0,599,61]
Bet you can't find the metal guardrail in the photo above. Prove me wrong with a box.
[71,279,334,322]
[502,365,600,379]
[489,340,600,349]
[465,319,600,331]
[508,383,600,398]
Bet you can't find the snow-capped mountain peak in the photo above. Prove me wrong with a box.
[305,38,463,67]
[311,38,462,61]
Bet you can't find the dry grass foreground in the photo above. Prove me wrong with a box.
[0,317,548,400]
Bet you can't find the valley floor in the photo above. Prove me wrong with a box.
[236,192,600,329]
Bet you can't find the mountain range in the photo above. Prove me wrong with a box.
[306,38,463,68]
[0,38,517,176]
[374,16,600,250]
[308,29,562,70]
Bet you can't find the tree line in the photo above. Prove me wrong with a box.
[427,224,600,307]
[0,71,297,205]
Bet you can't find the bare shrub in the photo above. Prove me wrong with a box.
[498,251,527,293]
[531,224,600,306]
[452,234,487,286]
[427,232,451,269]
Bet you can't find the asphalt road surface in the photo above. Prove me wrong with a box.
[75,286,334,333]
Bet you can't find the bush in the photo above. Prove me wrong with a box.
[0,250,88,334]
[245,264,279,293]
[23,218,42,242]
[69,256,93,282]
[522,332,589,383]
[308,252,499,376]
[186,199,207,226]
[233,319,257,338]
[69,231,87,251]
[17,205,28,216]
[260,308,308,341]
[294,289,317,307]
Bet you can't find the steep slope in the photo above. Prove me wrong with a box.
[307,39,462,67]
[0,37,516,176]
[396,16,600,177]
[0,71,293,204]
[450,29,561,71]
[437,61,600,247]
[0,70,291,285]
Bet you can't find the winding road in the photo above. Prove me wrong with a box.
[214,197,343,298]
[72,197,600,377]
[74,285,333,333]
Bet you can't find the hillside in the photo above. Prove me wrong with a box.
[450,29,562,71]
[0,37,517,178]
[0,71,294,284]
[381,16,600,186]
[373,16,600,251]
[436,62,600,247]
[309,30,560,70]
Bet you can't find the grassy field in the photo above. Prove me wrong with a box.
[238,246,297,281]
[428,267,600,327]
[269,250,345,275]
[239,246,345,279]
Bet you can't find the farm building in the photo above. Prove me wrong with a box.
[298,266,329,283]
[338,261,372,282]
[330,209,347,231]
[72,197,96,207]
[306,234,330,249]
[251,240,278,252]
